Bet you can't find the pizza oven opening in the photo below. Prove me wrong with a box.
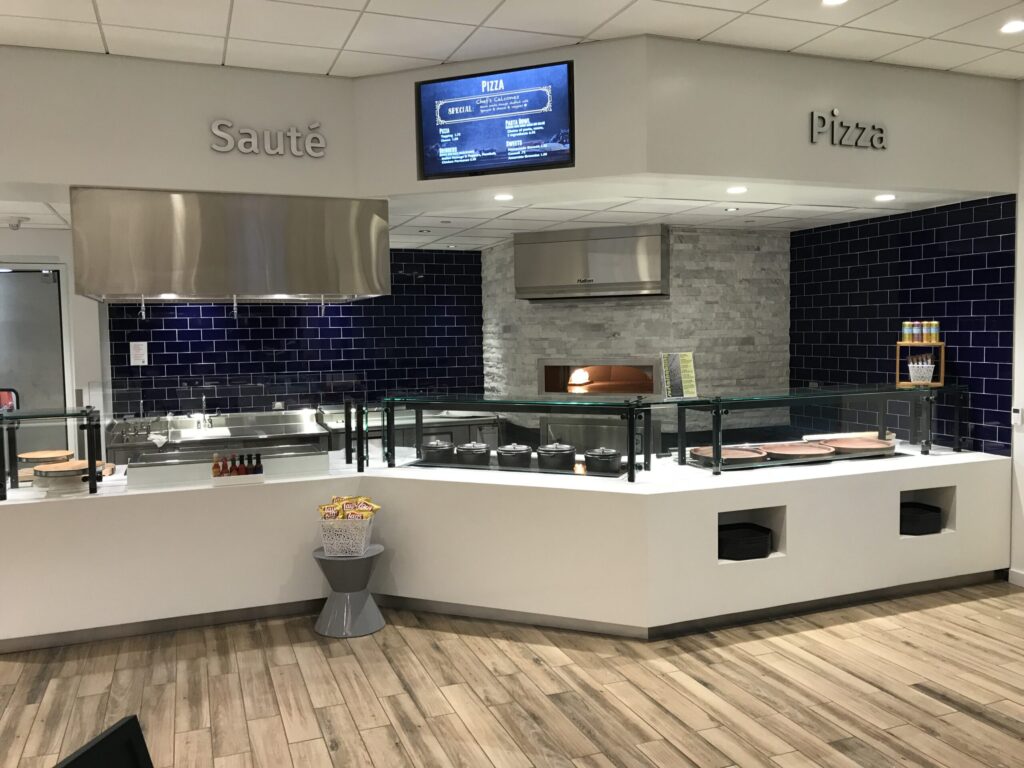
[541,361,657,396]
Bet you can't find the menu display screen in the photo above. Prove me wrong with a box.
[416,61,574,180]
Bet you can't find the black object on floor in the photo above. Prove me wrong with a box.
[719,522,773,560]
[900,501,943,535]
[56,715,153,768]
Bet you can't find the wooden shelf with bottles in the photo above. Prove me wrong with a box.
[895,341,945,389]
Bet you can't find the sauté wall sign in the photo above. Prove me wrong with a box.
[209,119,326,157]
[810,108,887,150]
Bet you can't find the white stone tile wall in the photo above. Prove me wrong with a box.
[481,227,790,430]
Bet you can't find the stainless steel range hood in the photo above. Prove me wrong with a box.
[514,224,669,300]
[71,187,390,302]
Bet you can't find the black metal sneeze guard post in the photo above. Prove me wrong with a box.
[0,406,103,501]
[672,384,967,476]
[380,394,652,482]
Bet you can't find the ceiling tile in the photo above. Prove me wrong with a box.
[937,2,1024,48]
[450,27,579,61]
[105,26,224,64]
[793,27,918,60]
[610,198,712,213]
[330,50,438,76]
[660,0,762,11]
[347,13,473,59]
[391,224,464,236]
[655,213,728,225]
[573,210,658,224]
[703,14,833,51]
[225,38,337,73]
[470,218,553,230]
[231,0,357,48]
[588,0,738,41]
[97,0,230,36]
[365,0,501,25]
[751,0,894,25]
[0,0,95,22]
[444,236,506,244]
[753,205,853,218]
[539,220,621,230]
[0,16,102,51]
[485,0,631,36]
[878,39,995,69]
[848,0,1017,37]
[420,206,521,217]
[466,226,547,236]
[502,208,586,220]
[405,216,487,228]
[953,49,1024,77]
[274,0,366,9]
[530,198,631,210]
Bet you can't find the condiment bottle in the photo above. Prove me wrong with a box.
[220,455,229,476]
[237,454,247,475]
[246,454,254,473]
[229,454,239,475]
[254,454,263,474]
[212,453,222,478]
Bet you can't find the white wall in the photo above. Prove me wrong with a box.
[1009,84,1024,586]
[645,37,1018,195]
[0,37,1017,202]
[0,46,356,199]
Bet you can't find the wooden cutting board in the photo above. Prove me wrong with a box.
[821,437,895,454]
[690,446,767,465]
[18,449,73,463]
[763,442,836,459]
[34,460,105,475]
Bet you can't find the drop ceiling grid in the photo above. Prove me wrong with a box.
[3,0,1024,77]
[386,196,913,249]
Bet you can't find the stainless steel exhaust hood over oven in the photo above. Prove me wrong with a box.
[71,187,390,302]
[513,224,668,300]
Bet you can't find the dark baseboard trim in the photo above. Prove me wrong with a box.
[0,570,1007,651]
[0,598,327,654]
[646,570,1005,640]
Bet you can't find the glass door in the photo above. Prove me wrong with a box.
[0,269,67,452]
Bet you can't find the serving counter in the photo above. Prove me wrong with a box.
[0,438,1009,649]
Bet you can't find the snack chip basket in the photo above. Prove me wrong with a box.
[320,517,375,557]
[908,363,935,383]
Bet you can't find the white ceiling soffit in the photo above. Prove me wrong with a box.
[382,173,999,249]
[2,0,1024,78]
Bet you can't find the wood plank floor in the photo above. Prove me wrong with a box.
[4,582,1024,767]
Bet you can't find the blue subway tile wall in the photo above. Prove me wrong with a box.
[790,195,1015,455]
[107,249,483,416]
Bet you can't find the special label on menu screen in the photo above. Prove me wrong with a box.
[416,61,574,179]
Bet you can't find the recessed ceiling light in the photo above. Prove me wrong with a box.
[440,220,452,224]
[726,186,748,195]
[447,245,457,249]
[822,0,848,6]
[725,207,739,212]
[0,268,12,273]
[494,193,515,201]
[874,193,896,202]
[1001,19,1024,33]
[157,293,178,299]
[418,229,431,233]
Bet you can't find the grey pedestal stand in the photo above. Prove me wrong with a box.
[313,544,385,638]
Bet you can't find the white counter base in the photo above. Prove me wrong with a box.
[0,444,1010,649]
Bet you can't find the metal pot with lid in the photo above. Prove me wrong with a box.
[455,441,491,467]
[536,442,576,471]
[421,439,455,464]
[584,446,622,474]
[496,443,532,469]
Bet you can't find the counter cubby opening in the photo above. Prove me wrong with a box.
[900,486,956,537]
[718,506,786,564]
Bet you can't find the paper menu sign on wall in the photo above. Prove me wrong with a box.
[661,352,698,399]
[129,341,148,367]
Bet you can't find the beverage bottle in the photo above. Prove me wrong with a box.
[212,453,222,478]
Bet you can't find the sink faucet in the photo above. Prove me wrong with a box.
[197,395,212,429]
